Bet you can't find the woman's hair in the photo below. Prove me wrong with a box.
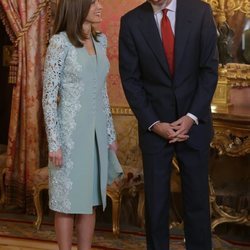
[53,0,100,47]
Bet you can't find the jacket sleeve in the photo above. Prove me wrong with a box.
[189,5,219,122]
[100,34,116,144]
[42,34,68,152]
[119,16,159,131]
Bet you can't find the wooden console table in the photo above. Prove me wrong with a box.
[110,106,250,231]
[210,104,250,230]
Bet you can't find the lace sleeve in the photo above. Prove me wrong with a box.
[99,33,116,144]
[102,83,116,144]
[42,34,68,152]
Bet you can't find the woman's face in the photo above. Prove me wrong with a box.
[85,0,103,24]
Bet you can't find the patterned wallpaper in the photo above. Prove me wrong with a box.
[99,0,144,107]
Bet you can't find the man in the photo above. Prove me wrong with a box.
[119,0,218,249]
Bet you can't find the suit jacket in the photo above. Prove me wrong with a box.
[119,0,218,153]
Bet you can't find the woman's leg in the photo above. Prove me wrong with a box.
[55,212,74,250]
[76,209,96,250]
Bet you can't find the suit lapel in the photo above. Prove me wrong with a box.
[174,0,192,77]
[138,2,171,77]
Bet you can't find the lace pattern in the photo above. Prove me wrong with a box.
[102,84,116,144]
[42,34,68,152]
[99,34,116,145]
[43,32,82,212]
[43,32,115,213]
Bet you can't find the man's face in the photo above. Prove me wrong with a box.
[148,0,168,6]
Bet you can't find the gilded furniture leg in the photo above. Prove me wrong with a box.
[209,177,249,230]
[107,191,122,237]
[136,158,182,229]
[33,184,48,230]
[170,157,183,228]
[0,168,6,205]
[172,157,180,172]
[137,187,145,228]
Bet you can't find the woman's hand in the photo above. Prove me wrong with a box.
[49,148,63,167]
[109,141,118,152]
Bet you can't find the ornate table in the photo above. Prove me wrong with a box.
[110,105,250,231]
[210,104,250,230]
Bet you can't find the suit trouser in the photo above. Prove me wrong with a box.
[142,142,212,250]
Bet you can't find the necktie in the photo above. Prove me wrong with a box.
[161,9,175,76]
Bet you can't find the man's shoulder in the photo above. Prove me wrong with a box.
[179,0,212,19]
[186,0,211,11]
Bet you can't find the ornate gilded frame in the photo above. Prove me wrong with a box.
[204,0,250,109]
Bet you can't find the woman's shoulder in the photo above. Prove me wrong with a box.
[49,32,71,48]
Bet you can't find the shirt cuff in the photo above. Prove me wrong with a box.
[187,113,198,125]
[148,120,161,131]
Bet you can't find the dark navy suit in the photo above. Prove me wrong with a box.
[119,0,218,249]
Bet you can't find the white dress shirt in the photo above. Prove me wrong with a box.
[148,0,198,130]
[154,0,177,37]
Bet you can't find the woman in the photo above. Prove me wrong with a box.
[42,0,122,249]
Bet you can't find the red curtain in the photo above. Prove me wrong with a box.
[0,0,51,213]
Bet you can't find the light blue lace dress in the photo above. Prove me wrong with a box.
[42,32,122,214]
